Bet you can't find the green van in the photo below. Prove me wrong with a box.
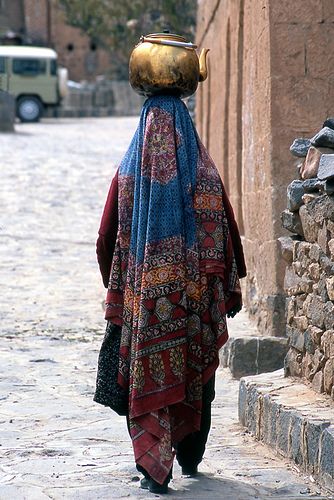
[0,46,68,122]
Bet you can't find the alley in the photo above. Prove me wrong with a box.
[0,117,332,499]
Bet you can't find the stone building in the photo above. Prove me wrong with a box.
[196,0,334,336]
[0,0,110,81]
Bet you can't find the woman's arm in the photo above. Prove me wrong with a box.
[96,169,119,288]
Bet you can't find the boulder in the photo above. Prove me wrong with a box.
[302,178,324,192]
[302,193,320,204]
[290,138,311,158]
[323,359,334,394]
[312,370,324,393]
[302,194,334,224]
[301,146,322,179]
[299,205,320,242]
[281,209,304,236]
[287,180,304,211]
[278,236,294,263]
[324,301,334,331]
[318,154,334,181]
[323,117,334,130]
[311,127,334,149]
[323,179,334,195]
[321,330,334,358]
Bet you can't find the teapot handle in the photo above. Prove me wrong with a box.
[140,36,197,49]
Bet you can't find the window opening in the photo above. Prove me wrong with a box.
[12,58,47,76]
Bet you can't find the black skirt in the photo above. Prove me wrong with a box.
[93,321,128,416]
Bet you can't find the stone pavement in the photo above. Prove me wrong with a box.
[0,117,333,499]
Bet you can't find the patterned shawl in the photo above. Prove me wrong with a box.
[105,96,243,484]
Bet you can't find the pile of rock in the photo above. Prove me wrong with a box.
[280,119,334,398]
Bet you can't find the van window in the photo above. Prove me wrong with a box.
[50,59,57,76]
[0,57,5,74]
[12,58,47,76]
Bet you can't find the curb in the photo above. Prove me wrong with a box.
[239,369,334,493]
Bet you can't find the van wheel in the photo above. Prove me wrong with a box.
[17,96,43,123]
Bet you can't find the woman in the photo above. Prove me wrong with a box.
[94,95,246,494]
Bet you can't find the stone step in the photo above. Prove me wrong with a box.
[220,336,289,379]
[239,369,334,494]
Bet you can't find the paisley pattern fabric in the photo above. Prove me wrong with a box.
[105,96,242,484]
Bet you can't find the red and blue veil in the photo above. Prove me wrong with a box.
[98,95,245,484]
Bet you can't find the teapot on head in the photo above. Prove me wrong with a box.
[129,31,209,98]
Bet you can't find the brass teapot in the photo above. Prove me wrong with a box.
[129,32,209,98]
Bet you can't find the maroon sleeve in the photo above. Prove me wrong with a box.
[221,184,247,279]
[96,169,119,288]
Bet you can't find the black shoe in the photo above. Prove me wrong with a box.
[140,477,149,490]
[181,465,198,477]
[148,477,169,494]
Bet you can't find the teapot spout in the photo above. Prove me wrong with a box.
[199,48,209,82]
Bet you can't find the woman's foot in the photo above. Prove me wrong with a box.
[140,477,149,490]
[148,477,169,494]
[140,475,169,494]
[181,464,198,477]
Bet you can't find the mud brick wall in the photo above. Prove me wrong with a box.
[281,123,334,398]
[196,0,334,336]
[0,0,25,34]
[23,0,111,82]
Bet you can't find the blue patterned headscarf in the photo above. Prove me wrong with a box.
[120,96,198,261]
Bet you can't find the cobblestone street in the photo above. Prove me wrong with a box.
[0,117,134,338]
[0,117,333,499]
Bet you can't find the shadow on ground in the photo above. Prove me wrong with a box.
[168,472,328,500]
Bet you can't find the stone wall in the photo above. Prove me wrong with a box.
[196,0,334,336]
[281,121,334,399]
[0,91,15,132]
